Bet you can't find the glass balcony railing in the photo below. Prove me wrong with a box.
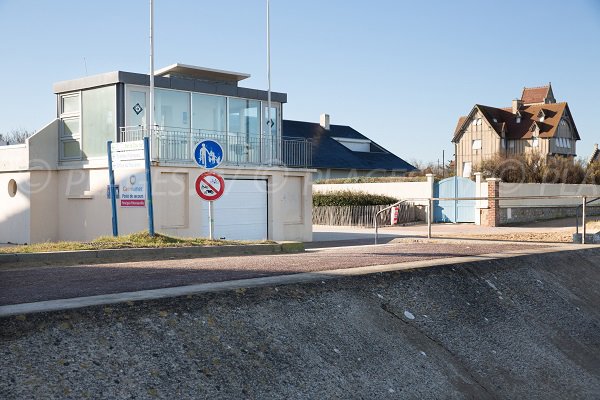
[119,126,312,168]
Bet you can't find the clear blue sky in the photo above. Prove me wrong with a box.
[1,0,599,163]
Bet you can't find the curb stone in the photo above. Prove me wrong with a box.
[0,241,304,269]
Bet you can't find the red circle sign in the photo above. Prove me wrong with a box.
[195,172,225,201]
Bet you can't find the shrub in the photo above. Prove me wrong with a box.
[476,154,587,184]
[314,176,426,184]
[313,190,398,206]
[585,161,600,185]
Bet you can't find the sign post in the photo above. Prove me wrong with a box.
[195,171,225,240]
[107,141,119,237]
[194,139,224,170]
[144,137,155,236]
[194,140,224,239]
[108,139,155,237]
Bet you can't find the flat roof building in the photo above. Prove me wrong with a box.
[0,64,313,244]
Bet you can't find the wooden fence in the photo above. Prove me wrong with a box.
[313,203,420,227]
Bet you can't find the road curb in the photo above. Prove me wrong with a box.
[0,241,304,269]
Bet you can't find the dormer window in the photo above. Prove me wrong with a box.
[537,109,546,122]
[515,111,522,124]
[492,118,498,123]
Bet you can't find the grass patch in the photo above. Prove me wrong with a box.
[314,176,427,184]
[0,232,273,254]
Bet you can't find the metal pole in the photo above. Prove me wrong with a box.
[107,141,119,237]
[582,196,586,244]
[266,0,272,166]
[144,137,155,237]
[427,198,432,239]
[442,150,445,178]
[149,0,155,139]
[208,201,215,240]
[374,214,379,245]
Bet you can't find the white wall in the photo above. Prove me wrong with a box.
[500,183,600,207]
[313,179,434,206]
[0,165,312,244]
[0,172,31,244]
[0,145,28,171]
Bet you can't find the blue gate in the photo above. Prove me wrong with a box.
[434,177,476,223]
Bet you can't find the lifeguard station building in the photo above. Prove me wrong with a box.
[0,64,313,244]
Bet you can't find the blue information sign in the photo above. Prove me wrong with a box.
[194,139,224,169]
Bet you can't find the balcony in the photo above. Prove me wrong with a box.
[119,126,312,168]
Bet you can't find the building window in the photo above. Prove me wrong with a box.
[228,98,260,136]
[191,93,226,133]
[516,117,521,124]
[59,92,81,160]
[532,136,539,147]
[82,86,116,158]
[155,88,190,129]
[462,162,472,178]
[472,139,482,150]
[62,94,80,115]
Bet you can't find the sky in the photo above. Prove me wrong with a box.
[0,0,599,164]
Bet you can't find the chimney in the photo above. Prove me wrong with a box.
[320,113,330,130]
[512,99,523,114]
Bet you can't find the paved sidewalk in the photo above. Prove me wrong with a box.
[0,241,552,307]
[311,219,580,247]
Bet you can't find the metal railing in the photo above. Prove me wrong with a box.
[374,200,409,244]
[575,197,600,239]
[119,126,312,168]
[374,195,600,244]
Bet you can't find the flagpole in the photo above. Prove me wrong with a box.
[149,0,155,137]
[266,0,272,165]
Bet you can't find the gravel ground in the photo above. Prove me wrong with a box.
[1,247,599,399]
[0,241,548,306]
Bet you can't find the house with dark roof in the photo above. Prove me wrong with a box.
[283,114,416,180]
[452,83,580,177]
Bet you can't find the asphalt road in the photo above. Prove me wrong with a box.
[0,241,547,306]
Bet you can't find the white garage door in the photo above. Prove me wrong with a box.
[201,179,268,240]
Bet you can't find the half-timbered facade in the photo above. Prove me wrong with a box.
[452,84,580,177]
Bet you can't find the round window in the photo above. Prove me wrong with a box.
[8,179,17,197]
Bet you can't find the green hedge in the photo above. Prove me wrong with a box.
[315,176,427,184]
[313,190,398,206]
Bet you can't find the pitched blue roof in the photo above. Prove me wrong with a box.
[283,120,416,172]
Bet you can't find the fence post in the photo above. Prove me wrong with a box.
[486,178,502,227]
[582,196,587,244]
[474,172,482,225]
[427,198,432,239]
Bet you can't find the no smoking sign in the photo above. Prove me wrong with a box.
[195,172,225,201]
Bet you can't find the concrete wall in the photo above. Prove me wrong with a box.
[0,145,28,171]
[0,172,31,244]
[28,119,59,170]
[500,182,600,207]
[313,178,434,206]
[0,165,313,244]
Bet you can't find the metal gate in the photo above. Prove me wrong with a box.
[434,177,476,223]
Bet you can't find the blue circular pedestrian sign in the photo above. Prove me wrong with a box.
[194,139,224,169]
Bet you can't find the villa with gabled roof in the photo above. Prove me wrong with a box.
[452,83,580,177]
